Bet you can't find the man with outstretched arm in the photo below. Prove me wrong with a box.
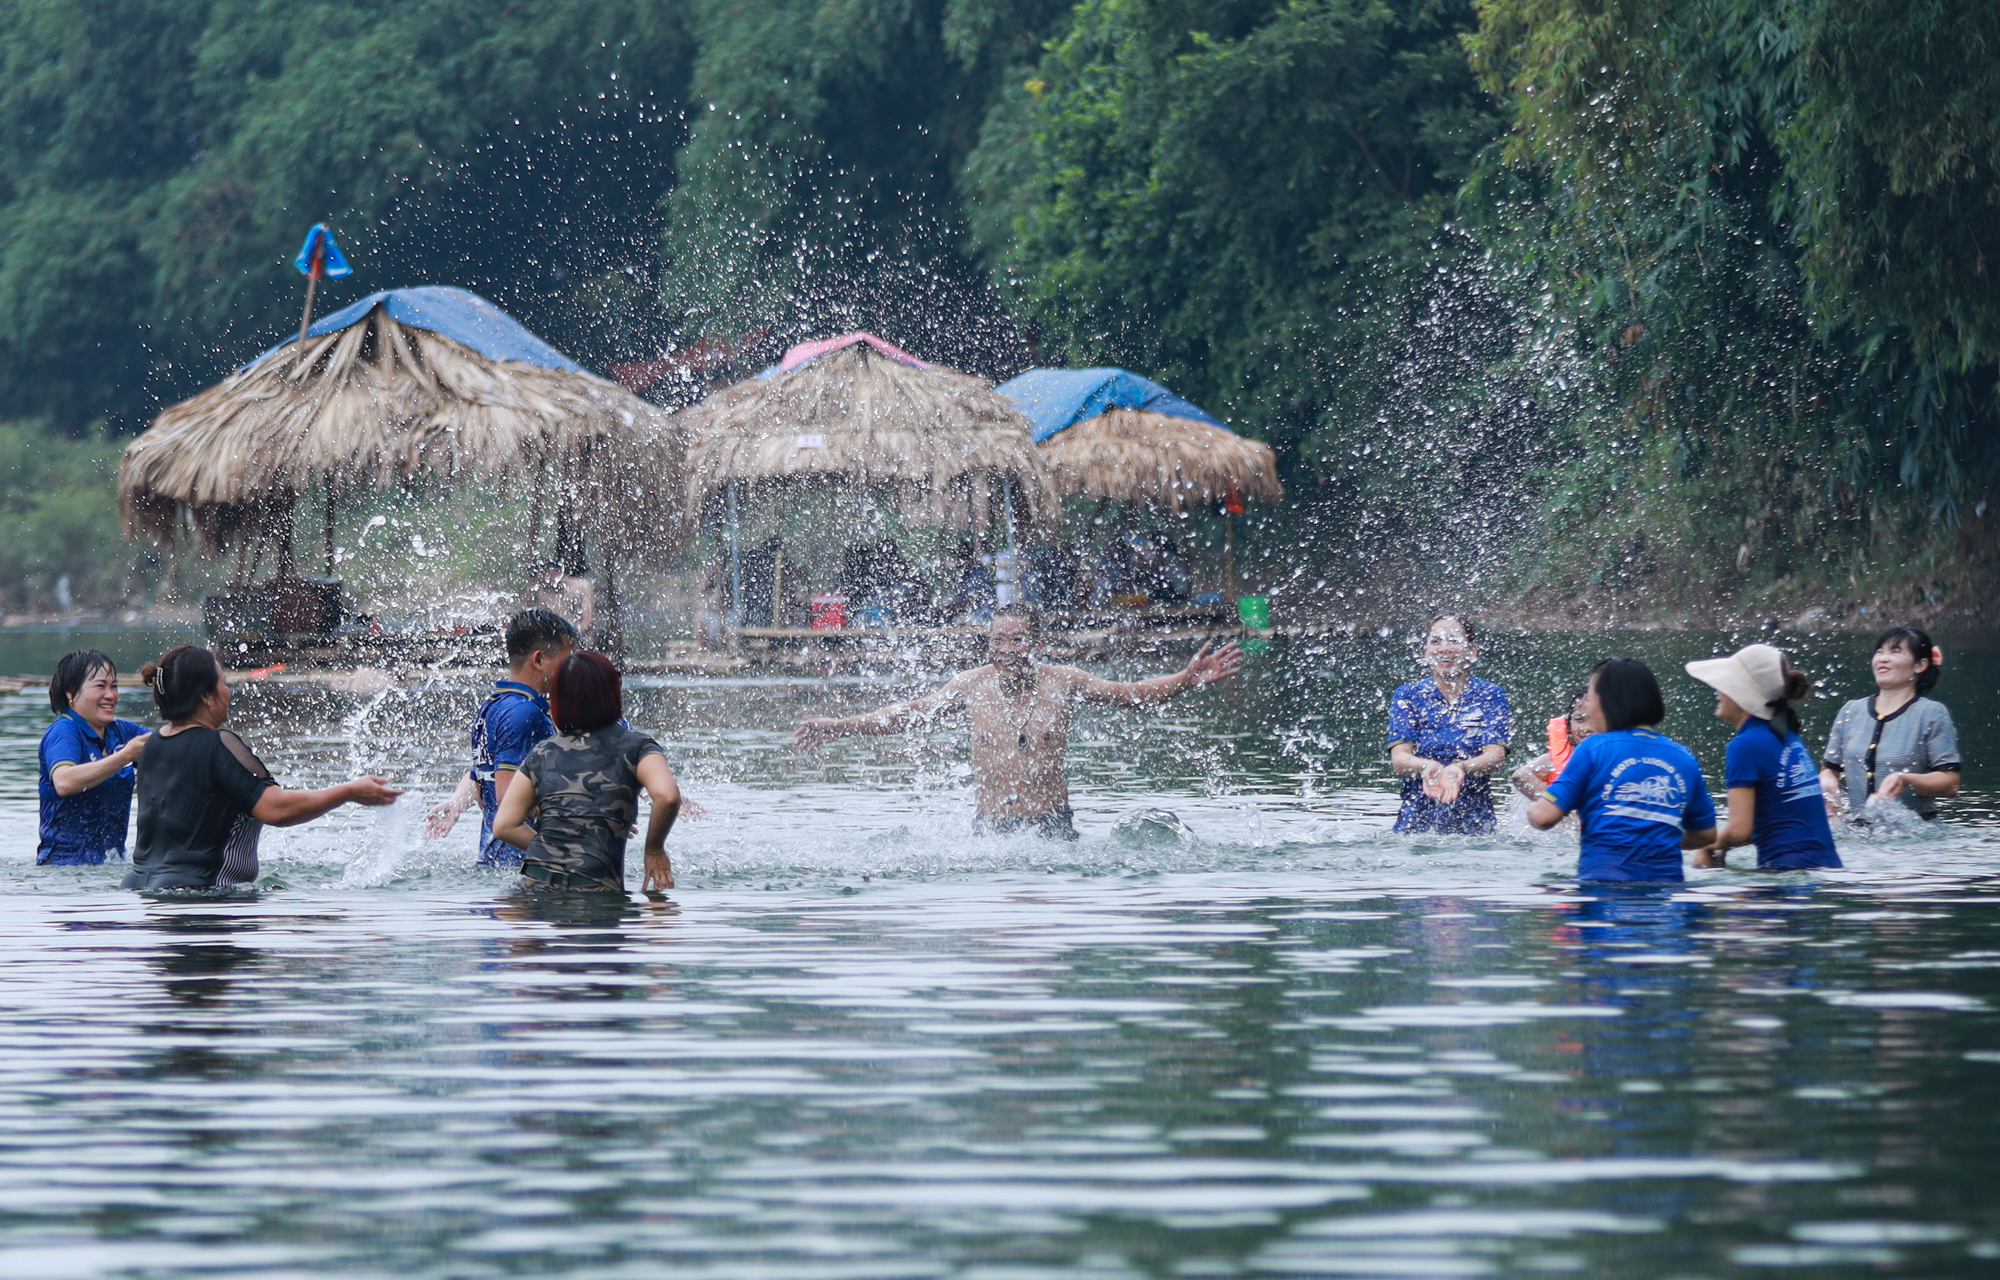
[794,607,1244,840]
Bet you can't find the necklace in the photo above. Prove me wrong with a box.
[1008,667,1040,748]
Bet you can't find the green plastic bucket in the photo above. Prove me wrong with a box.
[1237,594,1271,629]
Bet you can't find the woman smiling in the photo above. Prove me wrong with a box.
[1386,615,1512,834]
[1820,625,1960,821]
[37,650,149,866]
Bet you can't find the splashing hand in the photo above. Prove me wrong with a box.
[1186,641,1244,686]
[795,718,842,752]
[643,847,674,891]
[349,777,404,806]
[424,798,464,838]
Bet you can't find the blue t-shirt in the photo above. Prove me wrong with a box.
[1547,727,1716,882]
[38,712,147,865]
[471,680,553,866]
[1387,677,1511,833]
[1725,720,1841,870]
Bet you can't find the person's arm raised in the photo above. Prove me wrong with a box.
[1075,641,1244,707]
[636,753,681,891]
[796,677,969,751]
[252,777,403,827]
[50,732,150,797]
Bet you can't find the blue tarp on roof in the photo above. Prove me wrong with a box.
[996,367,1227,443]
[245,286,587,373]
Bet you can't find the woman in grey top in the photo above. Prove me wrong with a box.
[492,650,681,891]
[1819,625,1960,820]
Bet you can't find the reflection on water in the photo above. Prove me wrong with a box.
[0,629,1995,1275]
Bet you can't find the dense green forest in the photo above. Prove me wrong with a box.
[2,0,1995,620]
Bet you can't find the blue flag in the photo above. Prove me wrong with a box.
[293,224,353,279]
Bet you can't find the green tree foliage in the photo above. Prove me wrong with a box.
[1466,0,2000,605]
[660,0,1070,370]
[0,0,693,428]
[0,423,137,610]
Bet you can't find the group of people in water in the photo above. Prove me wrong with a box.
[32,605,1961,895]
[1387,615,1960,878]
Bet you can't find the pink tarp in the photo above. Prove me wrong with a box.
[777,331,928,373]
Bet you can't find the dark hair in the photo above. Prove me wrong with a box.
[1589,657,1666,731]
[50,649,116,716]
[993,604,1041,635]
[506,608,580,664]
[550,650,622,734]
[139,645,223,722]
[1874,625,1941,697]
[1764,655,1815,739]
[1424,614,1475,643]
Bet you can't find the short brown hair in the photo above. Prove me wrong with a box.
[992,604,1041,634]
[550,650,623,734]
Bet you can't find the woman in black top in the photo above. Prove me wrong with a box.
[127,646,404,892]
[493,650,681,893]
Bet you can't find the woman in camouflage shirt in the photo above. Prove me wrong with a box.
[492,651,682,891]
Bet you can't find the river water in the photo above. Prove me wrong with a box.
[1,627,1996,1277]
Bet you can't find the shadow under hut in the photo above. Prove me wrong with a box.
[678,332,1055,642]
[997,367,1282,620]
[117,286,685,660]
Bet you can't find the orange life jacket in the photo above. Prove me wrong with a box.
[1546,717,1574,780]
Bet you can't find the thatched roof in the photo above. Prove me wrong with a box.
[679,338,1055,532]
[118,287,685,561]
[1037,408,1284,512]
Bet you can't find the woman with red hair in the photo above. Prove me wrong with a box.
[492,650,682,892]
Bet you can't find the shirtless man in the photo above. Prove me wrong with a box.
[793,608,1243,840]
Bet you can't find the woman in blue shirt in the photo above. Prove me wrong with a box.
[38,649,150,866]
[1527,657,1717,881]
[1387,615,1512,833]
[1683,644,1840,870]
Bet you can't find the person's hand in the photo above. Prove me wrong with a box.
[1418,760,1445,801]
[1435,762,1465,806]
[1186,641,1244,686]
[1689,845,1727,869]
[116,732,151,763]
[348,777,405,806]
[1510,762,1547,798]
[679,797,708,822]
[643,847,674,891]
[425,797,465,838]
[1876,771,1907,800]
[795,718,842,752]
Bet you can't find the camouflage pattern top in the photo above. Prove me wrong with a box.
[516,724,666,891]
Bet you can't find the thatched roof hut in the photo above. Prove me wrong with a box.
[679,333,1054,533]
[998,368,1283,513]
[119,286,684,565]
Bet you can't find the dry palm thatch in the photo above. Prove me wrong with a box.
[680,342,1054,533]
[1038,408,1284,512]
[118,301,686,564]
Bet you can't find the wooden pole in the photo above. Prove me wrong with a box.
[1223,512,1236,601]
[297,238,324,341]
[322,473,336,578]
[727,481,743,629]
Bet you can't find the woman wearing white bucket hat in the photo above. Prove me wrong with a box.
[1683,644,1840,871]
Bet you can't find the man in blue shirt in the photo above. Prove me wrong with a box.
[1528,658,1717,882]
[425,610,578,865]
[38,650,150,865]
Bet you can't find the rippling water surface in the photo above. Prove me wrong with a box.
[1,627,1997,1277]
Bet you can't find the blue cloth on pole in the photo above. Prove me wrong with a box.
[995,368,1228,442]
[245,286,588,373]
[293,224,353,279]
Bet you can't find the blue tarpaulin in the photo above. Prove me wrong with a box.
[996,368,1227,443]
[293,224,353,279]
[246,286,587,373]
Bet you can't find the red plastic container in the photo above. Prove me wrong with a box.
[809,593,847,630]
